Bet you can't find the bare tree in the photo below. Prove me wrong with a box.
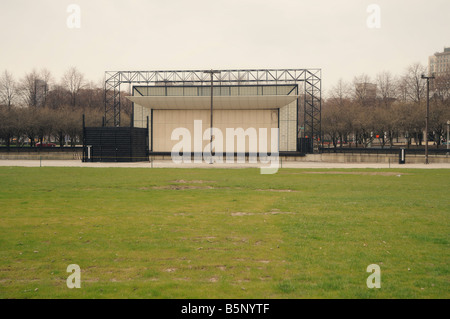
[433,72,450,102]
[321,101,341,148]
[328,78,351,106]
[322,98,355,148]
[394,101,424,147]
[78,81,104,110]
[0,70,17,107]
[39,68,52,107]
[403,63,427,103]
[376,71,398,107]
[62,67,85,108]
[0,106,15,147]
[429,98,450,147]
[20,70,39,107]
[352,103,376,148]
[47,84,70,109]
[19,69,51,107]
[396,76,409,103]
[372,105,398,148]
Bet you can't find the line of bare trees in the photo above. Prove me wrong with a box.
[1,64,448,149]
[322,63,450,148]
[0,67,131,147]
[0,106,103,147]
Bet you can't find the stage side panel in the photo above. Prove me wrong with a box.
[152,109,278,153]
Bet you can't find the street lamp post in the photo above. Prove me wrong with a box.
[421,74,435,164]
[203,70,221,164]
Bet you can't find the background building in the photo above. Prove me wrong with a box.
[355,82,377,102]
[429,47,450,76]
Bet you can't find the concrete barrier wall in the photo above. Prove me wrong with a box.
[0,151,82,160]
[148,153,450,164]
[1,150,449,164]
[282,153,450,164]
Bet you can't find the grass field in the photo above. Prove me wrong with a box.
[0,167,448,299]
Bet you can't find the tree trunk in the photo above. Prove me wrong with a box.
[6,134,11,149]
[59,132,64,148]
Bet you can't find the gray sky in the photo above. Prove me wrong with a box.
[0,0,448,94]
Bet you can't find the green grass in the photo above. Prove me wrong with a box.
[0,167,448,299]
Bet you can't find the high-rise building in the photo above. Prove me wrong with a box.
[429,47,450,77]
[355,82,377,101]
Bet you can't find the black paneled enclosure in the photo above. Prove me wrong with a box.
[83,126,149,162]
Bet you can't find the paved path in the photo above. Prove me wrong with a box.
[0,159,449,169]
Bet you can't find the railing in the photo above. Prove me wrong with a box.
[0,146,83,152]
[319,147,449,155]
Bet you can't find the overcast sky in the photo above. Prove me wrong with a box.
[0,0,448,94]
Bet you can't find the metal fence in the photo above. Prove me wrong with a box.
[0,146,83,152]
[320,147,449,155]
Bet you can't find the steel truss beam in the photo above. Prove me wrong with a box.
[303,69,322,151]
[104,69,321,151]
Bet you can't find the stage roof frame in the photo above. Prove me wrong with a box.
[104,69,321,147]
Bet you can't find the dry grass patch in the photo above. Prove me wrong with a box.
[255,188,299,192]
[231,211,294,216]
[172,180,215,184]
[150,185,215,190]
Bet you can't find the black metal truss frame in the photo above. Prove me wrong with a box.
[104,69,321,147]
[303,69,322,150]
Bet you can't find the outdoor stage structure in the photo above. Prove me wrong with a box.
[83,69,321,162]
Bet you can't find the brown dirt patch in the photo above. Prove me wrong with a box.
[209,277,219,283]
[231,212,254,216]
[231,211,294,216]
[151,185,215,190]
[172,180,215,184]
[164,268,176,273]
[268,211,294,215]
[255,189,299,192]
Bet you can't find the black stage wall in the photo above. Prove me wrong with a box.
[83,127,148,162]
